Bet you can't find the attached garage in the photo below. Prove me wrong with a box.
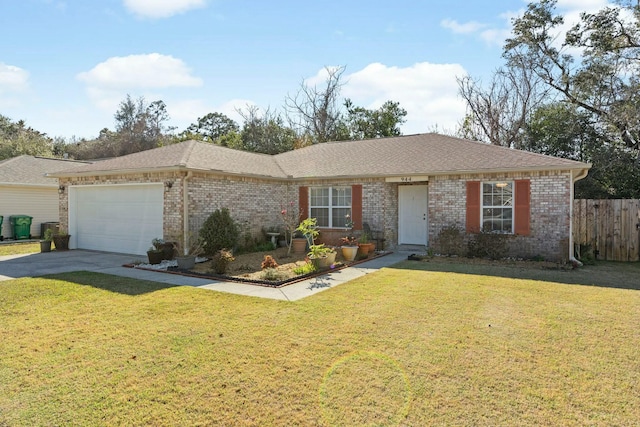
[68,184,164,255]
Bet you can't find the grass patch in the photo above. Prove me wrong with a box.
[1,265,639,425]
[0,242,39,256]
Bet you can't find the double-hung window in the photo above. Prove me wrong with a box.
[481,182,513,233]
[309,187,352,228]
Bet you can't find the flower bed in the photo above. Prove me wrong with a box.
[129,246,390,288]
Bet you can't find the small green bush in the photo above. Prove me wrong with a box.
[467,232,508,260]
[199,208,240,255]
[293,262,316,275]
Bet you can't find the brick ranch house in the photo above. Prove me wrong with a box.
[48,133,590,261]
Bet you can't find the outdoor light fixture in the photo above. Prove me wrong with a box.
[58,185,65,194]
[165,180,174,190]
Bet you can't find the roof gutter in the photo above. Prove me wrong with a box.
[46,165,290,182]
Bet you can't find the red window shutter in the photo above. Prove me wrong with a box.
[514,179,530,236]
[466,181,481,233]
[299,186,309,221]
[351,185,363,230]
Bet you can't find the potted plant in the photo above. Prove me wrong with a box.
[340,214,358,261]
[52,228,71,251]
[340,236,359,262]
[358,231,375,257]
[40,229,53,253]
[152,237,176,260]
[175,233,204,269]
[147,246,164,265]
[297,218,319,247]
[307,244,336,270]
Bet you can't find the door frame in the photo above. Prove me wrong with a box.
[398,184,428,246]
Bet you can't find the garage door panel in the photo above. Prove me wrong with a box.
[71,185,163,255]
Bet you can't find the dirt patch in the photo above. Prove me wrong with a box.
[191,246,310,281]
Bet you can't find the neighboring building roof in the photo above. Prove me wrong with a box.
[48,133,591,180]
[0,155,91,187]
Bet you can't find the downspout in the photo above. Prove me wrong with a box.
[182,171,193,256]
[570,168,589,266]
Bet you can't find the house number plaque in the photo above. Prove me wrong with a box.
[385,176,429,183]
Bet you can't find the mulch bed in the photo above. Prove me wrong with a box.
[128,248,392,288]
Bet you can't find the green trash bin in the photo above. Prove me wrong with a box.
[9,215,33,240]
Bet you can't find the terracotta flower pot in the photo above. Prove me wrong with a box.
[292,238,307,254]
[358,242,375,257]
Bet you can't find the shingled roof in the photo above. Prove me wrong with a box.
[49,133,590,179]
[50,140,288,179]
[0,155,90,186]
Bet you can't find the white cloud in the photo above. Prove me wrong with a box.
[441,19,487,34]
[123,0,206,19]
[77,53,202,110]
[0,63,29,93]
[78,53,202,89]
[341,62,468,134]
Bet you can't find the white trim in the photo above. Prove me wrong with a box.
[309,186,352,228]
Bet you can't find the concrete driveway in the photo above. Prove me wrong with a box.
[0,250,141,280]
[0,249,408,301]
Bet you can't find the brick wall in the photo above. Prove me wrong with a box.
[427,171,572,261]
[59,169,574,261]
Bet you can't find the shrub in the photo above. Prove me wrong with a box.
[199,208,240,255]
[432,225,465,256]
[293,262,316,275]
[210,249,235,274]
[467,232,508,260]
[261,268,284,281]
[261,255,279,270]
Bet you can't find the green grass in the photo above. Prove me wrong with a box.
[0,261,639,426]
[0,242,39,256]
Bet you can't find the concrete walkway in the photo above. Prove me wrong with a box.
[0,249,409,301]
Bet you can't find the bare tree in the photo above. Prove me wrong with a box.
[285,66,348,143]
[457,59,551,148]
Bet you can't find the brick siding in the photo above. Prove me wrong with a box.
[59,169,574,261]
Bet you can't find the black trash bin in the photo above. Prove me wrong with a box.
[9,215,33,240]
[0,215,3,241]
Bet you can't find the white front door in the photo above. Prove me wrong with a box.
[398,185,428,245]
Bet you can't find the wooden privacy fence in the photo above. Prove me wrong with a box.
[573,199,640,262]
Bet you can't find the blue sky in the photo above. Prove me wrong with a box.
[0,0,608,140]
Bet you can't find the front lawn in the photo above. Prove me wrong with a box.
[0,263,639,425]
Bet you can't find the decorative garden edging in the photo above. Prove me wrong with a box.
[125,251,392,288]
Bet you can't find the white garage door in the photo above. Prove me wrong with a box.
[69,184,164,255]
